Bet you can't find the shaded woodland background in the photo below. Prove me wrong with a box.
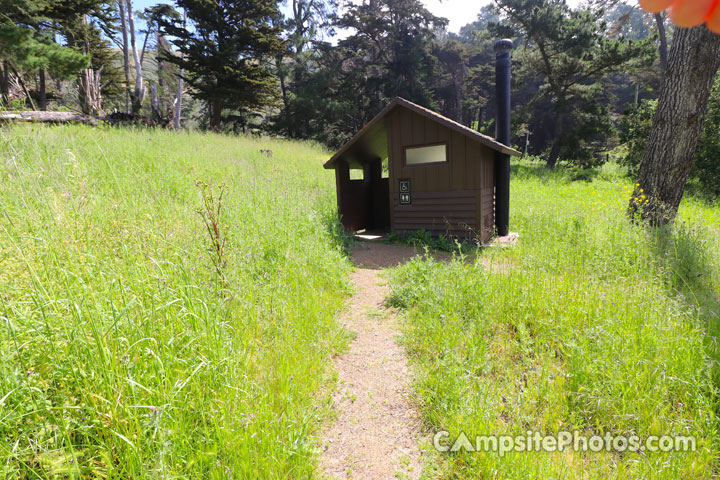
[1,0,719,196]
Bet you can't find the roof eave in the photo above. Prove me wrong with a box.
[323,97,522,167]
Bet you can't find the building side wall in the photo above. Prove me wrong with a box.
[386,107,495,241]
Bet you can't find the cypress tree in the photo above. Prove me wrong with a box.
[158,0,285,130]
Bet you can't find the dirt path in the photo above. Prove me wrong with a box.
[319,242,440,480]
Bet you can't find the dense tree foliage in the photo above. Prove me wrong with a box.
[157,0,284,130]
[492,0,655,167]
[0,0,96,109]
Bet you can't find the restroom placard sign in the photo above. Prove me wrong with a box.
[399,179,411,205]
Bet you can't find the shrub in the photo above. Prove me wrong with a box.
[620,77,720,197]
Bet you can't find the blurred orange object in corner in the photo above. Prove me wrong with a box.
[638,0,720,34]
[707,2,720,33]
[639,0,674,13]
[670,0,715,26]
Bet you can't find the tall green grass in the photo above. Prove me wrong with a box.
[389,160,720,479]
[0,124,350,478]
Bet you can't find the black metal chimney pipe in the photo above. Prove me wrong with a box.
[493,38,512,237]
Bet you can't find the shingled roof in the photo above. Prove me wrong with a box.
[323,97,520,169]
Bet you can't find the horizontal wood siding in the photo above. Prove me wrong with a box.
[393,190,478,238]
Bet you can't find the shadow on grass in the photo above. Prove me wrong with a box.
[683,178,720,206]
[647,224,720,390]
[510,162,602,183]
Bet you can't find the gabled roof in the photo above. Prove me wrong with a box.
[323,97,520,169]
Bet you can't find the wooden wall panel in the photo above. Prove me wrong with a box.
[424,116,438,143]
[480,187,495,243]
[384,105,497,241]
[392,190,478,238]
[465,140,481,190]
[480,147,495,189]
[411,111,427,190]
[430,124,452,190]
[386,111,397,193]
[450,132,466,190]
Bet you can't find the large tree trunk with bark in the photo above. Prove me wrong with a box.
[77,15,104,116]
[79,66,104,116]
[655,13,668,74]
[452,70,463,123]
[630,26,720,226]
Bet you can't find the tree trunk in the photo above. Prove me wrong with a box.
[173,8,186,130]
[127,0,145,114]
[79,65,104,116]
[278,62,288,109]
[118,0,131,113]
[38,68,46,110]
[0,110,98,125]
[453,71,462,123]
[655,13,668,74]
[1,62,9,107]
[211,98,222,130]
[77,15,103,116]
[11,66,36,111]
[173,72,184,129]
[634,83,639,106]
[546,110,564,169]
[630,26,720,226]
[150,83,161,120]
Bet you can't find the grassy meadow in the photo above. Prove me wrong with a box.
[0,124,351,478]
[2,124,720,479]
[389,161,720,478]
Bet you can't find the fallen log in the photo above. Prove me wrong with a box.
[0,111,99,126]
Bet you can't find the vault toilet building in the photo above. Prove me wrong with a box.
[323,39,519,243]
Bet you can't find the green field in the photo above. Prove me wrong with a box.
[389,162,720,478]
[1,125,719,479]
[0,125,351,478]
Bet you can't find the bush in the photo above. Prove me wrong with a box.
[620,77,720,197]
[619,99,656,177]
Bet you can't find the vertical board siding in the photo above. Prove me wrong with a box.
[480,187,495,242]
[411,111,427,190]
[450,132,466,190]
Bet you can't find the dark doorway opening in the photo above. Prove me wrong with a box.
[335,157,390,233]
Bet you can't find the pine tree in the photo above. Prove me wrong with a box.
[493,0,654,168]
[0,0,91,108]
[158,0,284,130]
[337,0,445,108]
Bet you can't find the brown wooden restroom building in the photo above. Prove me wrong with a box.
[323,97,520,243]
